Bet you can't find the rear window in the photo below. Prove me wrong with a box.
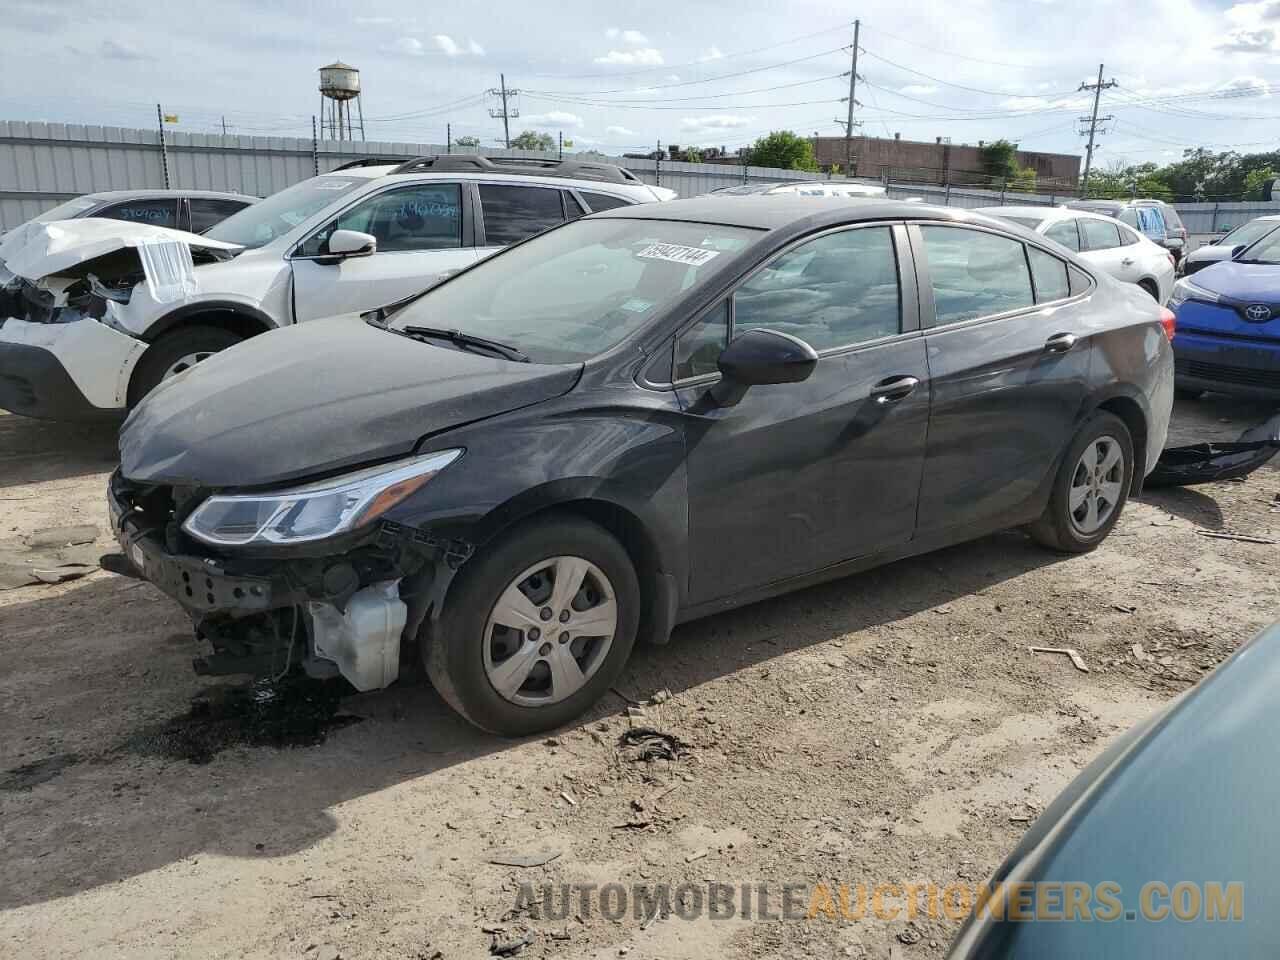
[1000,216,1045,230]
[580,191,632,213]
[33,197,99,223]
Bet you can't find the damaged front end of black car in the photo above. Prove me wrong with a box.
[108,449,468,691]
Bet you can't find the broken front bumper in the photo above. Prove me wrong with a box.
[0,317,145,418]
[108,474,425,691]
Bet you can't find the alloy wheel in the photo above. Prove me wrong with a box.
[482,555,618,707]
[1068,436,1125,536]
[163,351,219,380]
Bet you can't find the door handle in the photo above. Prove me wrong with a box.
[869,375,919,404]
[1121,257,1135,266]
[1044,332,1077,353]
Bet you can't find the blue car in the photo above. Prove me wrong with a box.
[1169,230,1280,400]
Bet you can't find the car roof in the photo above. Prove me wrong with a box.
[976,205,1119,225]
[86,189,258,203]
[591,195,997,231]
[312,165,652,195]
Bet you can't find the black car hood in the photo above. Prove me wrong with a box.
[119,316,582,487]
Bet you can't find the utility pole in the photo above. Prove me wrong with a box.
[1078,64,1117,196]
[488,73,519,149]
[221,115,227,136]
[156,104,171,189]
[844,19,861,178]
[447,122,451,154]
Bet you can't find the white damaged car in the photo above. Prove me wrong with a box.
[0,155,673,420]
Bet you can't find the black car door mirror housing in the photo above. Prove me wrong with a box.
[710,328,818,407]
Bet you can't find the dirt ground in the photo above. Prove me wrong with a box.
[1,395,1277,960]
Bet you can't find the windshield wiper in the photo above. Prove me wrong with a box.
[402,325,530,363]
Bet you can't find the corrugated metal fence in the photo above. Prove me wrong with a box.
[3,119,1279,232]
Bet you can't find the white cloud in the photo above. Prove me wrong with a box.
[1000,96,1051,110]
[390,36,426,56]
[900,84,938,95]
[1216,27,1276,52]
[681,115,754,130]
[666,74,681,82]
[606,125,637,137]
[593,48,664,65]
[354,16,394,25]
[523,111,584,128]
[99,38,149,60]
[698,46,725,61]
[605,28,648,44]
[431,34,484,57]
[1217,74,1270,96]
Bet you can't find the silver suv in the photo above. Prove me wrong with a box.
[0,155,674,420]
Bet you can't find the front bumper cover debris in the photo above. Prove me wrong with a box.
[1147,413,1280,487]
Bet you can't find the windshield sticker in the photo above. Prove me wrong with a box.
[619,298,654,313]
[636,243,722,267]
[315,180,354,190]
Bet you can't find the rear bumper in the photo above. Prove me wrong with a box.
[1173,328,1280,398]
[0,317,144,419]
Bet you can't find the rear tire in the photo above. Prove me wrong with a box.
[1029,412,1134,554]
[423,516,640,737]
[128,325,243,406]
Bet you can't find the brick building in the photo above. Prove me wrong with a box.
[811,134,1081,189]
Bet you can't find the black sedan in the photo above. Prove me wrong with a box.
[110,197,1175,735]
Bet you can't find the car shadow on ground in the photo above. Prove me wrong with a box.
[0,412,120,488]
[1139,485,1225,530]
[0,528,1066,911]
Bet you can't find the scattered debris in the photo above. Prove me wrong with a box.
[617,727,690,763]
[487,850,562,868]
[685,848,709,863]
[490,930,534,956]
[559,791,577,807]
[1131,643,1150,663]
[0,533,103,591]
[1111,604,1137,614]
[897,924,923,945]
[25,524,99,548]
[1029,646,1089,673]
[1197,531,1277,545]
[313,945,341,960]
[650,688,672,705]
[1147,414,1280,487]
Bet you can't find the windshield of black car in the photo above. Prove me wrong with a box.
[1221,220,1279,253]
[1237,228,1280,264]
[203,177,364,249]
[388,218,758,363]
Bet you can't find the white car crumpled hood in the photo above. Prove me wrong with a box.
[0,217,241,282]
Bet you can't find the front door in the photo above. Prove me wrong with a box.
[911,223,1092,535]
[676,224,931,604]
[290,182,481,323]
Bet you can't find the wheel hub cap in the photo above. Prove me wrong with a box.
[1068,436,1124,536]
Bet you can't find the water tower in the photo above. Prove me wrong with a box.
[319,61,365,141]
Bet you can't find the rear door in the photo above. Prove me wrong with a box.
[1078,217,1138,284]
[911,223,1092,535]
[676,223,931,602]
[473,182,572,261]
[289,181,481,322]
[186,197,252,234]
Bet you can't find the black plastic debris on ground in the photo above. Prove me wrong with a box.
[124,676,362,765]
[0,752,82,792]
[1148,413,1280,488]
[618,727,690,762]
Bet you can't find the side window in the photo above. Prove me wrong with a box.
[1118,209,1140,228]
[1080,218,1121,251]
[299,184,462,256]
[919,226,1034,325]
[1118,225,1141,247]
[1045,219,1081,252]
[579,191,632,213]
[733,227,900,350]
[1027,247,1070,303]
[188,198,249,234]
[98,199,178,228]
[564,191,588,220]
[674,302,729,381]
[479,184,565,245]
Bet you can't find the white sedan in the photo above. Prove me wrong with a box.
[976,206,1175,303]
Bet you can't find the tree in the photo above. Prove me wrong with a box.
[510,130,555,151]
[1244,166,1277,200]
[453,135,480,149]
[1010,164,1037,193]
[683,146,704,163]
[978,139,1018,184]
[747,131,818,172]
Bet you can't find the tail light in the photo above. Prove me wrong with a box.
[1159,306,1176,341]
[1166,252,1176,268]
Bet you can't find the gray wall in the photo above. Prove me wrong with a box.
[3,119,1279,232]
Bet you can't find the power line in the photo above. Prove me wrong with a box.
[524,94,846,112]
[865,24,1061,71]
[524,73,848,104]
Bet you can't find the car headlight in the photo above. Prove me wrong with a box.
[1170,277,1221,307]
[181,449,462,547]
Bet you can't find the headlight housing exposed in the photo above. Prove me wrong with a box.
[1170,277,1221,307]
[181,449,462,547]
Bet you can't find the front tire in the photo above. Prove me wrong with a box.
[128,325,243,406]
[424,516,640,736]
[1029,412,1134,554]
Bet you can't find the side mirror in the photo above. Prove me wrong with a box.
[327,229,377,259]
[710,328,818,407]
[1230,244,1247,258]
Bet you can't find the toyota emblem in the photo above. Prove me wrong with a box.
[1245,303,1272,322]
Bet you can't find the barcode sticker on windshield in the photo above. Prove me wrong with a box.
[636,243,722,267]
[315,180,354,190]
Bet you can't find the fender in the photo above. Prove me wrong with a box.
[142,300,279,343]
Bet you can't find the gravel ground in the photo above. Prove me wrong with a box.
[0,394,1276,960]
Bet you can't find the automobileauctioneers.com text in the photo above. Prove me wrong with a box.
[512,880,1243,923]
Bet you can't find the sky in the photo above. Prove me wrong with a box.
[5,0,1280,168]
